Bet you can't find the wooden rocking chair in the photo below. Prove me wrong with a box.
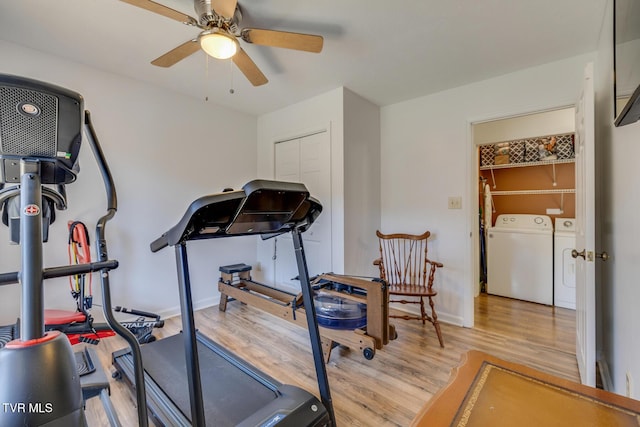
[374,230,445,347]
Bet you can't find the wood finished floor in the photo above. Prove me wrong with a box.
[84,294,579,426]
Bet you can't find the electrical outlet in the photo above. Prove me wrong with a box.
[448,196,462,209]
[626,372,633,398]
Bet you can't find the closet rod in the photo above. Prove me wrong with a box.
[491,189,575,196]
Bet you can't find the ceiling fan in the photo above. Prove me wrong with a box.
[120,0,324,86]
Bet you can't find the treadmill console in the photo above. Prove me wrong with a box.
[150,179,322,252]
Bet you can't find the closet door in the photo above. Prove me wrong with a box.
[274,132,331,289]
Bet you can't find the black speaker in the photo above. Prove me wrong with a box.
[0,74,83,185]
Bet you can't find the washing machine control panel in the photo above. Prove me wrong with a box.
[554,218,576,232]
[494,214,552,230]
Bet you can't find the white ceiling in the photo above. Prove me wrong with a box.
[0,0,607,116]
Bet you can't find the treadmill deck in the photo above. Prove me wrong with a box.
[114,331,328,426]
[141,333,278,426]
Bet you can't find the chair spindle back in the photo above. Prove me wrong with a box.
[376,231,431,287]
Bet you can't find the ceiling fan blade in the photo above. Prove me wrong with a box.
[241,29,323,53]
[211,0,238,20]
[232,48,268,86]
[119,0,196,24]
[151,39,201,67]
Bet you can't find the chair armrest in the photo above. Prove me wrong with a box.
[425,259,442,291]
[427,258,443,268]
[373,258,385,279]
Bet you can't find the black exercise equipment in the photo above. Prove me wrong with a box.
[115,305,164,344]
[43,221,164,345]
[0,74,148,426]
[76,346,122,426]
[43,222,117,345]
[0,319,19,349]
[113,179,335,426]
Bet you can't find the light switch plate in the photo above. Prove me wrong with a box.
[448,196,462,209]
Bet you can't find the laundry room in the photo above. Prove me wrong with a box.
[475,107,577,309]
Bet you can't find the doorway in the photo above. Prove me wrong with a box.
[471,107,576,324]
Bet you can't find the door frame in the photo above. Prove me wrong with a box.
[465,103,577,328]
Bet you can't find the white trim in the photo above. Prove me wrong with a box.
[270,124,330,146]
[273,128,327,144]
[464,114,476,328]
[391,305,464,327]
[155,295,220,321]
[597,352,613,391]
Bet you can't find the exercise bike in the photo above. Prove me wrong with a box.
[43,220,164,345]
[0,74,148,426]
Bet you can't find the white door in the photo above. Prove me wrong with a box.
[574,62,596,387]
[274,132,331,289]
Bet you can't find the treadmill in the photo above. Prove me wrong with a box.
[113,179,335,426]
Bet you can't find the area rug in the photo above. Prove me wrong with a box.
[412,350,640,427]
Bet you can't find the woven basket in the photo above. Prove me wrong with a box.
[480,145,495,166]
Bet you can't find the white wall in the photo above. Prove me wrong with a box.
[380,53,595,326]
[473,107,575,145]
[343,89,381,276]
[595,0,640,398]
[0,41,258,324]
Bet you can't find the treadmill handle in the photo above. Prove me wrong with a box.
[150,234,169,252]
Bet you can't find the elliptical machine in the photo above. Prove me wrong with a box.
[0,74,147,426]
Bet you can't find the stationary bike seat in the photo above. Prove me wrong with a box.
[44,309,86,325]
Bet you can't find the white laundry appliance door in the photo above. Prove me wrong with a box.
[554,218,577,310]
[554,235,577,309]
[487,228,553,305]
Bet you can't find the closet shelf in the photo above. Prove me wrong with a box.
[480,158,575,171]
[490,189,575,196]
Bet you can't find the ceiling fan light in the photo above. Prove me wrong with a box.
[200,30,238,59]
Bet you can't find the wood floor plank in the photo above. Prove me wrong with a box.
[84,293,580,426]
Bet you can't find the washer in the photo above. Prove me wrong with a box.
[487,214,553,305]
[554,218,577,309]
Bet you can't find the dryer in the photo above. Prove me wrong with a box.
[487,214,553,305]
[554,218,576,309]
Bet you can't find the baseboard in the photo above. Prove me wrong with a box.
[389,303,463,327]
[437,311,464,327]
[154,295,221,321]
[597,352,613,392]
[156,295,464,327]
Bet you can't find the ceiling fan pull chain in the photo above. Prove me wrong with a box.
[229,59,235,94]
[205,54,210,102]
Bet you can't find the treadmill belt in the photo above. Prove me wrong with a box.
[141,333,278,426]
